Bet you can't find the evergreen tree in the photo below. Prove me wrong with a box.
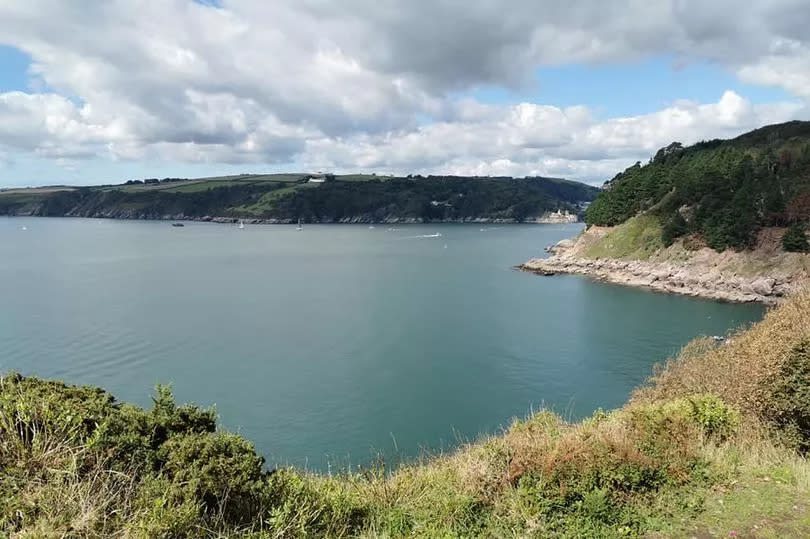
[661,212,688,246]
[783,224,810,252]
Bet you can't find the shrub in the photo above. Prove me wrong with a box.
[661,212,688,246]
[158,433,267,526]
[764,339,810,450]
[782,223,810,252]
[629,395,739,444]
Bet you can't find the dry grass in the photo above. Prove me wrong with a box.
[634,289,810,417]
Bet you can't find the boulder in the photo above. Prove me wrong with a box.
[751,277,775,296]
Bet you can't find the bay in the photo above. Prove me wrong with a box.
[0,217,764,470]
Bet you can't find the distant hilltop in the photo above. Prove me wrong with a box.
[0,174,599,224]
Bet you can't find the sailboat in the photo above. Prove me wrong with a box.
[296,218,303,231]
[238,220,245,229]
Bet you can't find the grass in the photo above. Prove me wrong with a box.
[232,183,319,215]
[0,187,77,195]
[334,174,393,182]
[582,213,664,260]
[110,174,307,193]
[3,293,810,536]
[675,468,810,537]
[0,192,46,204]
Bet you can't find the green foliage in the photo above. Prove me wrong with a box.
[688,395,741,440]
[782,223,810,252]
[585,121,810,251]
[500,397,741,537]
[0,373,801,538]
[661,212,688,246]
[158,433,267,525]
[629,395,740,443]
[764,339,810,451]
[582,214,664,260]
[0,175,599,222]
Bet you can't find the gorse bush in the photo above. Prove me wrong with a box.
[0,374,277,536]
[0,372,744,537]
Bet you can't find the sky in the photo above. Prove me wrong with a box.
[1,1,810,187]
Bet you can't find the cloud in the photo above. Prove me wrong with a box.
[0,0,809,184]
[299,91,806,182]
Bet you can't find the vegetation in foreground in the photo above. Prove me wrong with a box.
[585,120,810,252]
[0,174,598,223]
[3,293,810,537]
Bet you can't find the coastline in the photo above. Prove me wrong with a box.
[520,226,810,305]
[2,212,582,225]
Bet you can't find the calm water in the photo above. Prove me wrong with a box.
[0,217,764,470]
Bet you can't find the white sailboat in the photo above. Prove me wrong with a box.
[238,220,245,229]
[296,218,303,231]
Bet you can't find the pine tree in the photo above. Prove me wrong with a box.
[782,224,810,252]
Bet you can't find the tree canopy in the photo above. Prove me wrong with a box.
[585,121,810,251]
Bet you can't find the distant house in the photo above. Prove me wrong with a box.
[307,174,328,183]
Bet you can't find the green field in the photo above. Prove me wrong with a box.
[109,174,307,193]
[232,182,320,215]
[333,174,393,182]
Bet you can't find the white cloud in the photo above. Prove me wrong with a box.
[299,91,806,182]
[0,0,809,185]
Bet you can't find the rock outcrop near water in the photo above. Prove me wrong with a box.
[521,226,810,304]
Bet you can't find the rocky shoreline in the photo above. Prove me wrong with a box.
[520,230,809,305]
[520,256,792,304]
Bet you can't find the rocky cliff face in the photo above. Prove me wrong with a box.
[521,227,810,304]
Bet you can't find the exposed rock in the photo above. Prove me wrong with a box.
[520,227,810,305]
[751,277,775,296]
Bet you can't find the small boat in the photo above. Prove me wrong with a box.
[368,225,375,229]
[21,226,27,231]
[238,220,245,229]
[171,223,184,227]
[296,218,303,231]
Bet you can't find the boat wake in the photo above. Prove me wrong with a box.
[404,232,443,239]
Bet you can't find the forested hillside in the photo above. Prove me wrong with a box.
[0,175,598,223]
[585,121,810,251]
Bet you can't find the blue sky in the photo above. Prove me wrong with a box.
[0,45,31,93]
[0,1,808,187]
[469,56,793,118]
